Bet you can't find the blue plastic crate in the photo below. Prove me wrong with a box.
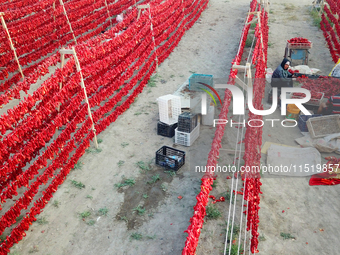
[298,114,322,132]
[188,74,213,91]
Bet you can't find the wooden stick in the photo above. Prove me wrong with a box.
[0,14,24,80]
[147,7,159,72]
[246,63,252,88]
[257,12,266,63]
[59,0,77,44]
[104,0,113,28]
[55,48,66,140]
[137,5,159,71]
[72,47,99,149]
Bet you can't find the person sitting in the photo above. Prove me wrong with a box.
[268,58,296,104]
[317,93,340,115]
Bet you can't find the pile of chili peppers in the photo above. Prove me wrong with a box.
[0,0,208,252]
[309,157,340,186]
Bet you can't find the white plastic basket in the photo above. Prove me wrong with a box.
[157,94,181,125]
[174,122,200,146]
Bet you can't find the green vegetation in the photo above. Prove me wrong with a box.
[133,205,146,215]
[87,220,95,226]
[310,9,322,28]
[85,148,102,154]
[79,211,91,219]
[147,174,161,184]
[121,142,129,148]
[130,232,143,240]
[136,161,151,172]
[206,205,221,220]
[98,207,109,216]
[280,232,296,240]
[36,217,48,225]
[72,161,83,170]
[71,180,85,189]
[117,160,125,167]
[245,36,253,47]
[115,178,135,188]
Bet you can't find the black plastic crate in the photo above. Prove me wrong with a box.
[298,114,322,132]
[178,112,198,133]
[157,121,178,138]
[155,146,185,171]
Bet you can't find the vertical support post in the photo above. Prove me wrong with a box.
[256,12,265,63]
[72,47,99,149]
[0,13,24,80]
[246,63,252,88]
[54,48,66,140]
[147,7,159,72]
[137,5,158,72]
[104,0,113,28]
[59,0,77,44]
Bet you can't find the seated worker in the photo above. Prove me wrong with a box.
[317,93,340,115]
[268,58,296,104]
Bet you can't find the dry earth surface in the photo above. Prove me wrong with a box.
[3,0,340,255]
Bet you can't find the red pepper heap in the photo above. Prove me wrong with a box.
[309,157,340,186]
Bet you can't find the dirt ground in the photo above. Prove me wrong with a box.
[5,0,340,254]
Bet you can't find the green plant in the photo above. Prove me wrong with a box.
[97,138,103,144]
[245,36,253,47]
[147,174,161,184]
[134,112,142,116]
[310,9,322,28]
[189,70,196,74]
[16,215,24,222]
[143,194,148,199]
[206,205,221,220]
[170,74,175,78]
[121,142,129,148]
[161,183,167,192]
[87,220,95,226]
[146,235,156,240]
[130,232,143,240]
[226,244,243,255]
[280,232,295,240]
[36,217,48,225]
[212,179,218,188]
[164,170,176,177]
[98,207,109,216]
[85,148,102,154]
[53,200,60,208]
[117,160,125,167]
[133,205,146,215]
[71,180,85,189]
[72,161,82,170]
[259,234,266,241]
[250,22,256,29]
[148,213,154,218]
[115,178,135,188]
[147,75,158,87]
[119,216,128,222]
[269,9,274,14]
[80,211,91,219]
[268,42,274,47]
[136,161,150,172]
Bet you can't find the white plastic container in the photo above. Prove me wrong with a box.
[202,105,215,125]
[174,123,200,146]
[157,94,181,125]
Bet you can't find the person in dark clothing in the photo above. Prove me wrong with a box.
[317,93,340,115]
[268,58,296,104]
